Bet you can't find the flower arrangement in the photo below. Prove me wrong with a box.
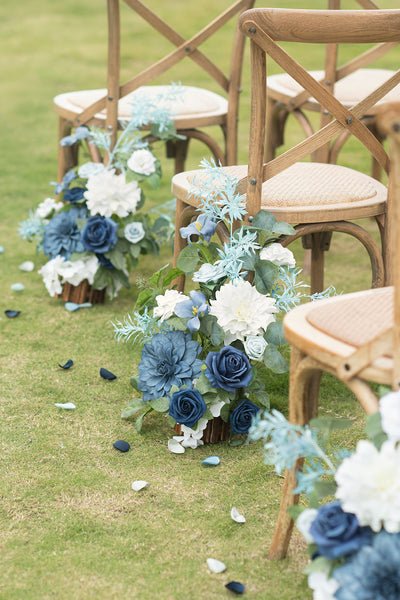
[249,390,400,599]
[113,160,335,452]
[18,88,180,300]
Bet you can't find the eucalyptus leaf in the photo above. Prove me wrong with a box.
[302,556,334,576]
[148,264,169,287]
[121,405,144,419]
[130,375,139,390]
[136,408,152,433]
[149,397,170,413]
[272,221,296,235]
[220,403,231,423]
[365,411,387,449]
[162,267,184,288]
[254,260,280,295]
[135,288,155,309]
[92,267,109,290]
[176,245,200,273]
[263,344,289,373]
[312,480,337,499]
[287,505,306,520]
[165,315,188,331]
[265,321,287,347]
[195,373,214,395]
[252,210,277,231]
[110,268,130,289]
[252,390,270,409]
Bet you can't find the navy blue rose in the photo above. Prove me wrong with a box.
[42,206,87,259]
[81,215,118,254]
[63,187,86,204]
[310,501,372,559]
[138,331,203,402]
[205,346,252,392]
[229,399,260,434]
[169,389,207,428]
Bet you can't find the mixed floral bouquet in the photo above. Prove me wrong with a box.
[18,88,180,299]
[113,160,334,453]
[249,390,400,600]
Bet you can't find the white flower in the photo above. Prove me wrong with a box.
[335,439,400,532]
[60,255,100,286]
[38,256,66,296]
[78,161,105,179]
[260,243,296,268]
[84,169,141,218]
[379,391,400,442]
[296,508,318,543]
[244,336,267,362]
[209,279,278,344]
[127,149,157,175]
[192,262,225,283]
[308,572,339,600]
[180,417,208,448]
[153,289,187,321]
[35,197,63,219]
[124,222,145,244]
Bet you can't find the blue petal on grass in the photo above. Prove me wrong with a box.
[65,302,93,312]
[5,310,20,318]
[113,440,130,452]
[100,368,117,380]
[202,455,220,467]
[225,581,245,595]
[59,359,73,369]
[11,283,24,292]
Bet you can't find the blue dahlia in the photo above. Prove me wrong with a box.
[137,331,203,401]
[334,530,400,600]
[42,206,87,259]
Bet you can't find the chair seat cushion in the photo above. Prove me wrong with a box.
[306,286,393,348]
[267,68,400,109]
[54,85,228,125]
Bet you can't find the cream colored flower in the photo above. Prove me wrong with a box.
[260,243,296,268]
[209,279,278,344]
[127,149,157,176]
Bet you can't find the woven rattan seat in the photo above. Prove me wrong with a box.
[306,286,393,349]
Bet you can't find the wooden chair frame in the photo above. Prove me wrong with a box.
[56,0,254,180]
[266,101,400,561]
[265,0,399,180]
[238,8,400,291]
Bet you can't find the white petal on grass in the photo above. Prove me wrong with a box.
[231,507,246,523]
[55,402,76,410]
[11,283,25,291]
[19,260,35,272]
[168,438,185,454]
[207,558,226,573]
[131,480,149,492]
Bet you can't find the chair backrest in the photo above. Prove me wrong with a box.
[73,0,255,156]
[238,8,400,215]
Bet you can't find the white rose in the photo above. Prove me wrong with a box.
[243,336,267,362]
[124,222,145,244]
[260,243,296,268]
[308,572,339,600]
[127,149,157,176]
[296,508,318,543]
[153,289,187,321]
[192,263,225,283]
[380,391,400,442]
[78,161,105,179]
[35,198,63,219]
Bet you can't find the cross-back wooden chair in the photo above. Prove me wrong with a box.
[265,0,400,182]
[54,0,255,182]
[172,8,400,294]
[267,100,400,560]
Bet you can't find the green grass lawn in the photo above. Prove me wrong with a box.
[0,0,396,598]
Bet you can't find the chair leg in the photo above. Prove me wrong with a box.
[302,232,333,295]
[268,347,321,560]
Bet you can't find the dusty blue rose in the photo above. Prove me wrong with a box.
[230,399,260,434]
[169,389,207,428]
[205,346,252,392]
[138,331,203,402]
[81,215,118,254]
[334,531,400,600]
[63,187,86,204]
[310,501,372,559]
[42,206,87,259]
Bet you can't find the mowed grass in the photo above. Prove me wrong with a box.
[0,0,397,598]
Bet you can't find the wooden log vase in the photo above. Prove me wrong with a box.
[174,416,230,444]
[57,280,106,304]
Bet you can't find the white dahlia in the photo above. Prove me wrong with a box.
[335,439,400,533]
[209,279,278,344]
[84,169,141,218]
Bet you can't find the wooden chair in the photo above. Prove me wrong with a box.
[172,8,400,294]
[268,100,400,560]
[54,0,255,182]
[265,0,400,182]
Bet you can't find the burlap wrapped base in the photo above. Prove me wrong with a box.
[56,280,106,304]
[174,416,230,444]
